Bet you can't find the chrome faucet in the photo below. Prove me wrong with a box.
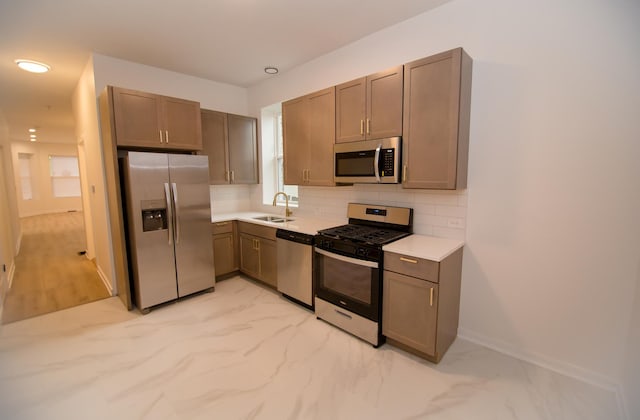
[272,192,292,217]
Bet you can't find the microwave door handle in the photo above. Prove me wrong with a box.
[374,144,381,183]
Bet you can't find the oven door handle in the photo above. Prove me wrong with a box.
[315,248,378,269]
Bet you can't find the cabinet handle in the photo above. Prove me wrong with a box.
[165,130,169,144]
[403,164,407,182]
[400,257,418,264]
[215,222,229,227]
[430,287,434,307]
[159,129,163,143]
[366,118,370,135]
[360,119,364,135]
[231,170,235,182]
[255,239,260,251]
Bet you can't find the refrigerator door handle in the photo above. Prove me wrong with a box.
[164,182,173,245]
[171,182,180,244]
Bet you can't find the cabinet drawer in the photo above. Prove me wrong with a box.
[384,251,439,282]
[211,221,233,235]
[237,221,276,241]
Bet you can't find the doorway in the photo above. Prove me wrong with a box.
[1,143,109,324]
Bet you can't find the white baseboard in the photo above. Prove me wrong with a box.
[96,264,114,296]
[457,328,627,419]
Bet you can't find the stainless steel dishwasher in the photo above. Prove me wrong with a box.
[276,229,314,309]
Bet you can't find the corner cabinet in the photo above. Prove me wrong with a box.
[110,86,203,151]
[402,48,472,189]
[382,248,463,363]
[201,109,258,184]
[237,221,277,288]
[211,221,239,278]
[282,87,335,186]
[335,66,403,143]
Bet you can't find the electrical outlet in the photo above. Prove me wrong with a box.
[447,218,464,228]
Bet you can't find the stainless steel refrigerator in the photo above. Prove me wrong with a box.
[122,151,215,312]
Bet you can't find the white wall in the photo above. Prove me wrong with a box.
[10,142,83,217]
[247,0,640,414]
[72,56,113,291]
[0,145,16,310]
[92,53,249,116]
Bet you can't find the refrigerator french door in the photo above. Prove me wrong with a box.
[122,152,215,312]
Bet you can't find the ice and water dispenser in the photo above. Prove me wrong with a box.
[140,199,168,232]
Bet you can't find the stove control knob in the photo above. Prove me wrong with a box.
[356,248,366,257]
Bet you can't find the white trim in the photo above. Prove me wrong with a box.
[96,263,114,296]
[457,328,626,419]
[7,260,15,290]
[15,231,22,255]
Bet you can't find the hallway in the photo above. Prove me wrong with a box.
[1,211,110,324]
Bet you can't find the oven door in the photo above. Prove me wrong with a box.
[314,248,380,321]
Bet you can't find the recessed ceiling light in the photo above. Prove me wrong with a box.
[29,128,37,133]
[264,66,278,75]
[30,134,36,138]
[15,59,51,73]
[30,138,37,142]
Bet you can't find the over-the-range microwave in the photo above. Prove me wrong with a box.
[334,137,401,184]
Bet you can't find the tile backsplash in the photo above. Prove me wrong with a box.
[211,183,467,241]
[296,184,467,240]
[210,185,252,215]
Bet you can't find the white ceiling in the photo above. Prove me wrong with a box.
[0,0,449,145]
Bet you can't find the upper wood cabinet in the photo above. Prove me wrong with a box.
[201,109,258,185]
[111,86,202,151]
[402,48,472,189]
[335,66,403,143]
[282,87,335,186]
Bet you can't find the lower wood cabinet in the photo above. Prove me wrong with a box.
[237,222,277,288]
[211,221,238,277]
[382,248,463,363]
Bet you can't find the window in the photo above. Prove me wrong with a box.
[18,153,33,200]
[274,112,298,205]
[261,104,298,206]
[49,155,81,198]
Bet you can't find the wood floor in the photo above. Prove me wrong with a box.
[1,211,110,324]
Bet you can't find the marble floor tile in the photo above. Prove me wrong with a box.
[0,276,620,420]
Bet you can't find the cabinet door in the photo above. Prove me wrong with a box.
[112,87,163,148]
[307,87,335,186]
[201,110,229,184]
[162,96,203,151]
[239,234,260,278]
[403,48,472,189]
[212,232,236,277]
[367,66,403,140]
[335,77,366,143]
[258,239,277,288]
[227,114,258,184]
[382,270,438,356]
[282,96,308,185]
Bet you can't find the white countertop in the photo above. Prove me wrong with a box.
[382,235,464,262]
[212,212,344,236]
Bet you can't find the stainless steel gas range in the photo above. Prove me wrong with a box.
[314,203,413,347]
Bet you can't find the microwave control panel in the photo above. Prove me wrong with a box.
[380,149,395,176]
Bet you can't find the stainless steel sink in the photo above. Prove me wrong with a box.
[252,215,294,223]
